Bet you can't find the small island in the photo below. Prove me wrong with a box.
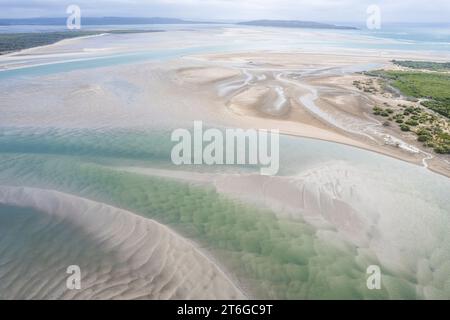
[238,20,358,30]
[0,30,164,55]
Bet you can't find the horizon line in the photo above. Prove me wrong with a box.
[1,17,449,25]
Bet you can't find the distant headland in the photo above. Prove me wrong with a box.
[0,17,358,30]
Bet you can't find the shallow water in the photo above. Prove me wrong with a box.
[2,25,450,81]
[0,127,449,299]
[0,45,229,80]
[0,26,449,299]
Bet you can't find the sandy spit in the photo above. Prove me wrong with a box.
[0,186,246,300]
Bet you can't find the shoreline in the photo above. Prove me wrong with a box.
[0,29,448,179]
[0,55,448,178]
[0,26,449,299]
[0,32,109,57]
[279,130,450,178]
[185,51,450,178]
[0,29,166,59]
[0,185,247,300]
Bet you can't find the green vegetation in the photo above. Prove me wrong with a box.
[405,120,418,126]
[362,68,450,154]
[0,32,98,54]
[392,60,450,71]
[367,70,450,119]
[0,153,392,300]
[372,106,383,116]
[433,132,450,154]
[0,128,422,299]
[353,79,378,94]
[371,104,450,153]
[400,124,410,132]
[421,99,450,120]
[0,30,163,54]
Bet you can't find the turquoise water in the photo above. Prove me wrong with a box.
[360,23,450,44]
[3,22,450,43]
[1,127,449,299]
[1,23,449,81]
[0,24,449,299]
[0,45,229,80]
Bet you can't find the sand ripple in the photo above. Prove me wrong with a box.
[0,186,245,300]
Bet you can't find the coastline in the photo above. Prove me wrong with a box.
[0,186,247,300]
[0,26,450,299]
[1,42,448,177]
[0,32,109,57]
[179,51,450,178]
[0,28,165,59]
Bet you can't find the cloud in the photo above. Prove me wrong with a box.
[0,0,449,23]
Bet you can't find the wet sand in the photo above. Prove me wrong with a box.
[1,28,450,300]
[177,51,450,177]
[0,186,246,300]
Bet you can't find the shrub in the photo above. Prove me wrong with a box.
[434,146,450,154]
[400,125,410,132]
[417,128,431,135]
[405,120,419,126]
[418,135,430,142]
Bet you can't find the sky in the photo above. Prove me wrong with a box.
[0,0,449,23]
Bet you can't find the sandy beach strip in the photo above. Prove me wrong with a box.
[0,186,246,300]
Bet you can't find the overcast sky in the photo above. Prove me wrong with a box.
[0,0,449,23]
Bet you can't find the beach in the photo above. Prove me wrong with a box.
[1,26,450,299]
[2,30,448,175]
[0,186,246,299]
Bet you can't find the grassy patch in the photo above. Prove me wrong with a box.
[363,69,450,154]
[0,30,163,54]
[370,70,450,119]
[371,104,450,154]
[392,60,450,71]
